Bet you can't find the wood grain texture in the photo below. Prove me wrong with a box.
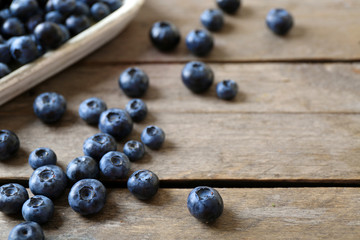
[1,188,359,239]
[84,0,360,63]
[0,64,359,181]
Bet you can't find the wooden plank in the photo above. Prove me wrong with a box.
[0,63,360,181]
[0,188,359,239]
[83,0,360,63]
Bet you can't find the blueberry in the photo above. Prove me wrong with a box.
[216,79,238,100]
[216,0,241,14]
[45,11,65,24]
[0,130,20,161]
[10,36,39,64]
[10,0,39,21]
[181,61,214,93]
[90,2,110,21]
[45,0,55,12]
[29,165,67,199]
[65,15,91,36]
[98,108,133,140]
[100,0,123,12]
[127,169,159,200]
[185,29,214,56]
[83,133,117,161]
[0,43,11,63]
[200,9,224,32]
[0,62,10,77]
[149,21,181,51]
[8,222,44,240]
[1,18,25,38]
[99,151,130,179]
[125,99,147,122]
[187,186,224,223]
[58,24,70,43]
[22,195,54,224]
[0,183,28,214]
[78,97,107,125]
[68,179,106,215]
[28,147,57,170]
[77,0,97,7]
[140,125,165,150]
[266,8,294,35]
[0,9,11,25]
[123,140,145,162]
[26,13,43,32]
[34,22,64,50]
[118,67,149,98]
[73,1,90,16]
[66,156,99,182]
[52,0,76,14]
[33,92,66,123]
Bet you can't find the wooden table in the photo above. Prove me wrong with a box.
[1,0,360,239]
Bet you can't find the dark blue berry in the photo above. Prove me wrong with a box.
[0,183,28,214]
[125,98,147,122]
[78,97,107,125]
[141,125,165,150]
[66,156,99,182]
[0,62,10,77]
[266,8,294,35]
[68,179,106,215]
[149,21,180,51]
[123,140,145,162]
[26,13,43,32]
[52,0,76,14]
[0,130,20,161]
[34,22,64,50]
[45,11,65,24]
[216,0,241,14]
[118,67,149,98]
[181,61,214,93]
[10,36,39,64]
[187,186,224,223]
[200,9,224,32]
[65,15,91,36]
[73,1,90,16]
[0,9,11,25]
[98,108,133,140]
[29,165,67,199]
[58,24,70,43]
[33,92,66,123]
[77,0,97,7]
[0,43,11,63]
[99,151,130,179]
[10,0,39,21]
[8,222,44,240]
[127,169,159,200]
[216,79,238,100]
[100,0,122,12]
[28,147,57,170]
[45,0,55,12]
[185,29,214,56]
[1,18,25,38]
[83,133,117,161]
[22,195,54,224]
[90,2,110,21]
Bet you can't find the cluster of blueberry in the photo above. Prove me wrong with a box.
[0,66,167,238]
[0,0,123,78]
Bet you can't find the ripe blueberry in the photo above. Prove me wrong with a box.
[28,147,57,170]
[185,29,214,56]
[266,8,294,35]
[10,36,39,64]
[66,156,99,182]
[200,9,224,32]
[0,130,20,161]
[8,222,44,240]
[125,98,147,122]
[123,140,145,162]
[22,195,54,224]
[34,22,64,50]
[1,18,25,38]
[91,2,110,21]
[0,183,29,214]
[33,92,67,123]
[187,186,224,223]
[29,165,67,199]
[216,79,238,100]
[68,179,106,215]
[10,0,39,21]
[99,151,130,179]
[141,125,165,150]
[181,61,214,93]
[149,21,181,51]
[118,67,149,98]
[79,97,107,125]
[98,108,133,140]
[127,169,159,200]
[83,133,117,161]
[216,0,241,14]
[65,15,91,36]
[53,0,76,14]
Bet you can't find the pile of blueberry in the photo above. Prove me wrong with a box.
[0,0,124,78]
[0,0,296,238]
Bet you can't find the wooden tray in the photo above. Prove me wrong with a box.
[0,0,145,106]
